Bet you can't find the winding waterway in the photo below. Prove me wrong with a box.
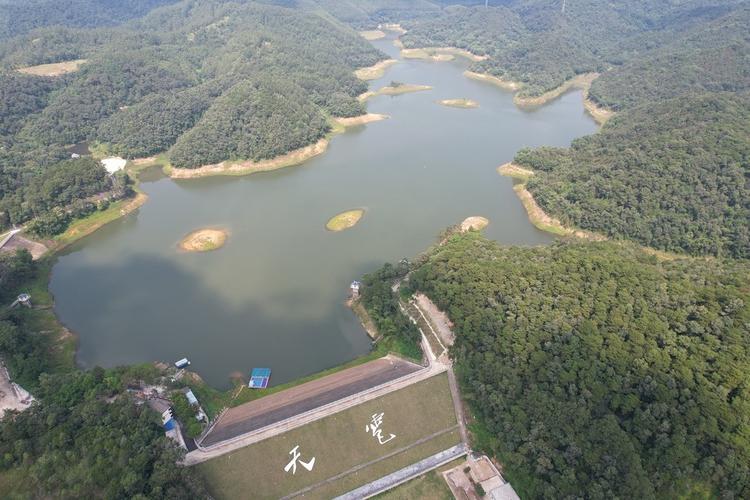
[49,36,597,388]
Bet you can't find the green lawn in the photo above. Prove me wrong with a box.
[375,458,462,500]
[198,373,458,499]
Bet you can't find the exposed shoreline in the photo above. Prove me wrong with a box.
[325,209,365,232]
[359,30,386,41]
[401,47,487,62]
[179,228,228,252]
[354,59,397,81]
[466,71,614,125]
[168,114,386,179]
[333,113,389,127]
[358,84,432,102]
[438,98,479,109]
[498,163,605,240]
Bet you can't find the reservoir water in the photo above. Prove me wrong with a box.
[49,37,598,388]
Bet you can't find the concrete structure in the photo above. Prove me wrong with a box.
[350,280,361,297]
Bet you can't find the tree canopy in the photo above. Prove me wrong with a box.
[407,233,750,498]
[515,92,750,258]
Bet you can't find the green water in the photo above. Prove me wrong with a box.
[49,37,598,388]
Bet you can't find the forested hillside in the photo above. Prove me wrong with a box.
[0,0,385,232]
[401,1,748,100]
[0,0,180,41]
[406,233,750,498]
[514,92,750,258]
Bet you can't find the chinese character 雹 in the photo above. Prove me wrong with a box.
[365,412,396,445]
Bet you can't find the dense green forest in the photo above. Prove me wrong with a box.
[0,0,180,42]
[0,0,385,231]
[515,92,750,258]
[359,259,423,360]
[406,233,750,498]
[0,366,207,498]
[401,1,749,101]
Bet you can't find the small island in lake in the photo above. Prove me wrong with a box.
[326,209,365,232]
[439,98,479,109]
[179,228,228,252]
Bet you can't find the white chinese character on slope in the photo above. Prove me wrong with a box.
[284,445,316,474]
[365,412,396,445]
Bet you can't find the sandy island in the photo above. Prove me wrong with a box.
[439,98,479,109]
[358,83,432,102]
[460,216,489,232]
[179,228,228,252]
[360,30,386,41]
[354,59,397,81]
[17,59,87,76]
[401,47,487,62]
[326,209,365,232]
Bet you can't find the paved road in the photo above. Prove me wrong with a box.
[200,356,423,447]
[0,229,20,251]
[334,443,469,499]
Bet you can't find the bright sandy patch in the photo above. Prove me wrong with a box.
[382,23,407,34]
[355,59,397,80]
[463,71,521,91]
[360,30,386,41]
[514,73,598,107]
[334,113,389,127]
[17,59,86,76]
[460,216,489,232]
[438,98,479,109]
[402,47,487,62]
[169,138,329,179]
[326,209,365,232]
[179,228,228,252]
[358,84,432,102]
[497,162,534,180]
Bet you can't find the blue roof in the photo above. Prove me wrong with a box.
[249,368,271,389]
[251,368,271,378]
[163,419,176,431]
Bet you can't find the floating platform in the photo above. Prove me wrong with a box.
[175,358,191,369]
[248,368,271,389]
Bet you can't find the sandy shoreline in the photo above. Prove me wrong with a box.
[334,113,389,127]
[359,30,386,41]
[466,71,614,125]
[179,228,228,252]
[498,163,605,240]
[169,114,387,179]
[354,59,397,81]
[358,84,432,102]
[401,47,487,62]
[438,98,479,109]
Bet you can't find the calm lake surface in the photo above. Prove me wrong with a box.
[50,37,597,389]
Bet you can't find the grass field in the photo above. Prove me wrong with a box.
[375,458,462,500]
[17,59,86,76]
[198,373,458,499]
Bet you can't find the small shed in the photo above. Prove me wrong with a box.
[248,368,271,389]
[350,280,361,297]
[184,388,199,406]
